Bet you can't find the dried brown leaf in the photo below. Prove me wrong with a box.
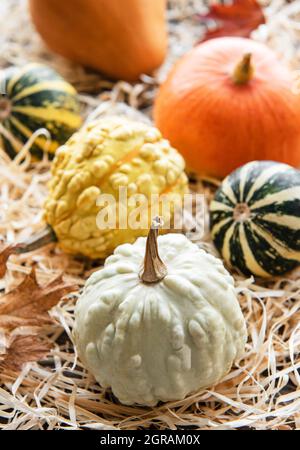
[0,267,78,331]
[0,244,23,278]
[0,268,77,373]
[0,333,51,372]
[197,0,265,41]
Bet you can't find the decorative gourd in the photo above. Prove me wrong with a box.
[29,0,168,82]
[154,37,300,178]
[17,117,186,259]
[73,218,247,406]
[210,161,300,277]
[0,63,82,159]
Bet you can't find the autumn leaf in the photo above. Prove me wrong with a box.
[0,268,77,373]
[0,244,23,278]
[196,0,265,41]
[0,268,77,330]
[0,333,51,372]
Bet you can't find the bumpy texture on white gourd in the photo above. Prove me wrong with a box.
[74,234,247,406]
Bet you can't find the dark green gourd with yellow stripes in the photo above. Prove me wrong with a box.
[0,63,82,159]
[210,161,300,278]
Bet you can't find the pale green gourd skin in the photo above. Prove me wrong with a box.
[73,233,247,406]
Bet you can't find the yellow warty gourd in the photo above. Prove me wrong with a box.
[43,117,188,259]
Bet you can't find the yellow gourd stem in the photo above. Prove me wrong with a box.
[232,53,254,85]
[15,225,57,254]
[140,217,167,284]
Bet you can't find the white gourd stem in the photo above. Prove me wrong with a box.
[232,53,254,85]
[140,217,167,284]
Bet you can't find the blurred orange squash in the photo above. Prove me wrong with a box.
[29,0,167,81]
[154,37,300,178]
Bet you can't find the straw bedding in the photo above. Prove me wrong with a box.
[0,0,300,430]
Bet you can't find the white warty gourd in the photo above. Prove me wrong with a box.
[74,219,247,406]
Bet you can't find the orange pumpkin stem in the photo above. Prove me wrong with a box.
[232,53,254,85]
[140,216,167,284]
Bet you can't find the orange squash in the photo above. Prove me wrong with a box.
[29,0,167,81]
[154,37,300,178]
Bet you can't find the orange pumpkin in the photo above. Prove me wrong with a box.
[29,0,167,81]
[154,37,300,178]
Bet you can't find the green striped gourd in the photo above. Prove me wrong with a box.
[0,63,82,159]
[210,161,300,278]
